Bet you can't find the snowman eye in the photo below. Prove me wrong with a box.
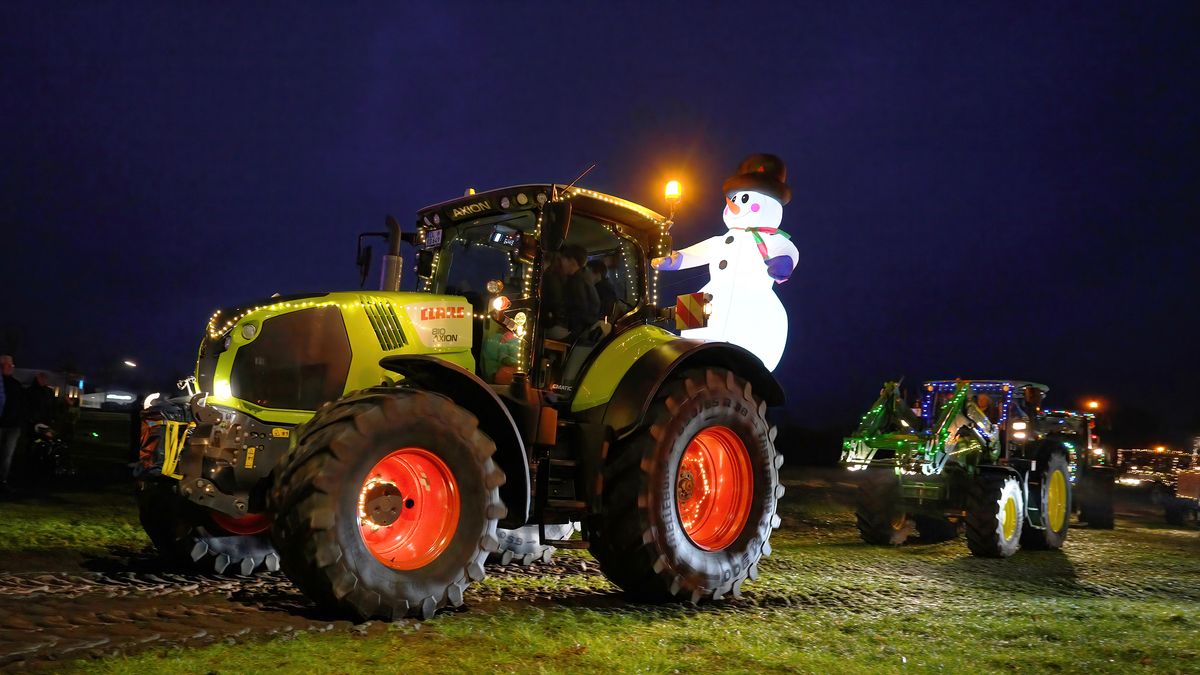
[740,194,749,204]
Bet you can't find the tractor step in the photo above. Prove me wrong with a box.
[542,538,588,549]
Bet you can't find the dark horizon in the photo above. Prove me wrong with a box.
[2,3,1197,447]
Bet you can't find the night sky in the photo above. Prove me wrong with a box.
[2,3,1197,444]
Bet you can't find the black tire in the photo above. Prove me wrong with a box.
[588,367,781,602]
[1164,500,1197,526]
[136,479,184,561]
[965,472,1024,558]
[490,523,576,566]
[135,479,278,575]
[1077,469,1115,529]
[270,388,505,620]
[1021,453,1071,550]
[913,514,959,543]
[1165,503,1186,525]
[855,470,913,546]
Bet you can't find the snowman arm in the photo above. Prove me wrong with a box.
[764,235,799,266]
[763,236,798,282]
[652,237,719,271]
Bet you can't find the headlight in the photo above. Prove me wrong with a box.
[1012,421,1027,431]
[1117,477,1143,486]
[1013,431,1027,440]
[213,379,232,401]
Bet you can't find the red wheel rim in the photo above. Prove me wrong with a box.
[210,511,272,536]
[676,426,754,551]
[358,447,460,570]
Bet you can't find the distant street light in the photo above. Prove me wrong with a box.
[123,360,138,368]
[1086,400,1101,410]
[1155,445,1167,453]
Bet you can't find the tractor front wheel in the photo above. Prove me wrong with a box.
[1021,453,1071,550]
[270,388,505,620]
[855,470,913,546]
[965,472,1024,558]
[136,479,278,575]
[589,367,781,602]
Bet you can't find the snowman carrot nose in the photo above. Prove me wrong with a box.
[725,196,741,215]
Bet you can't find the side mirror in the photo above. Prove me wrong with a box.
[416,250,435,279]
[542,202,572,252]
[356,244,373,288]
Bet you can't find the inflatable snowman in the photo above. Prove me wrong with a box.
[652,154,798,371]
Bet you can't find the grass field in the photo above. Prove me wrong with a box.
[0,419,1193,675]
[0,465,1194,673]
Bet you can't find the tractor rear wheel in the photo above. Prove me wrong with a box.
[136,479,278,575]
[855,470,913,545]
[270,388,505,620]
[1164,500,1197,526]
[965,472,1023,558]
[1077,468,1115,529]
[1021,453,1071,550]
[589,367,780,602]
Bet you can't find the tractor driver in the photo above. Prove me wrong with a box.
[974,394,999,424]
[1022,386,1045,416]
[545,244,600,341]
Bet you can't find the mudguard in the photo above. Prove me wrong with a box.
[380,355,530,528]
[599,339,784,439]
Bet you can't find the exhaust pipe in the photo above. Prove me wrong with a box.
[380,215,404,292]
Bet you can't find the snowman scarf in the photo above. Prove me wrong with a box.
[734,227,791,262]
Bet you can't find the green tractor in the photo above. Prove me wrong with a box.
[841,380,1084,557]
[139,184,785,619]
[1040,408,1114,529]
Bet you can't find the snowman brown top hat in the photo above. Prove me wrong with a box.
[722,153,791,205]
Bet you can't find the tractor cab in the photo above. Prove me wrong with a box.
[919,380,1050,455]
[414,185,668,399]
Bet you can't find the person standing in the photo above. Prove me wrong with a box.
[0,355,29,494]
[587,259,618,320]
[28,372,56,427]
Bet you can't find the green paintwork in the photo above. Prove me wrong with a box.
[199,290,476,425]
[570,324,677,413]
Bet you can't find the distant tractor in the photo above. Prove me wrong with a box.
[1115,447,1199,526]
[137,184,785,619]
[841,380,1085,557]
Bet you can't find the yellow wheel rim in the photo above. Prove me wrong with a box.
[1002,496,1018,540]
[1047,469,1067,531]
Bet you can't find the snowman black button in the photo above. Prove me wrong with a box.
[725,235,735,244]
[719,260,728,270]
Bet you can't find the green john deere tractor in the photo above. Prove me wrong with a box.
[139,184,785,619]
[1041,408,1114,529]
[841,379,1086,557]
